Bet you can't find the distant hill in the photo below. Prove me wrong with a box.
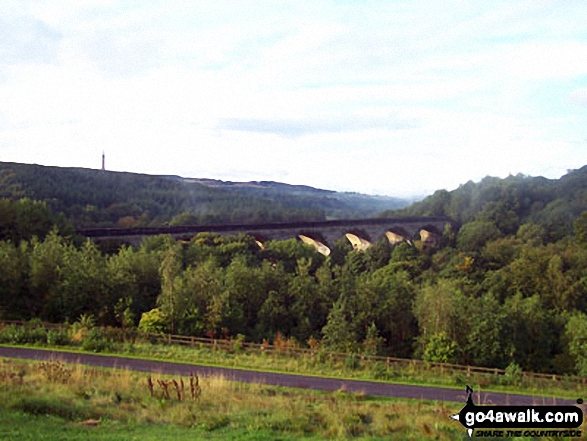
[184,177,407,220]
[380,166,587,240]
[0,162,409,227]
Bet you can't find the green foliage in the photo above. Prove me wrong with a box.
[321,299,356,353]
[502,362,523,386]
[81,328,114,353]
[574,211,587,243]
[516,222,546,246]
[0,240,27,319]
[138,308,167,334]
[168,211,199,226]
[46,329,72,346]
[0,324,47,345]
[387,167,587,240]
[456,220,502,252]
[502,294,557,372]
[565,312,587,376]
[0,198,69,244]
[362,322,385,356]
[421,332,459,364]
[413,279,465,343]
[465,294,507,367]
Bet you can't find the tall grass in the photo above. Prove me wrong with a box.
[0,358,476,439]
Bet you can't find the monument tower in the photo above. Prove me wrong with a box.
[102,151,105,171]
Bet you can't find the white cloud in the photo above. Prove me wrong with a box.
[569,88,587,106]
[0,1,586,198]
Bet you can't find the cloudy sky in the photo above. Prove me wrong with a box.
[1,1,586,197]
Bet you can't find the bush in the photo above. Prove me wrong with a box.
[46,329,71,346]
[502,362,523,386]
[0,324,47,345]
[82,328,114,353]
[422,332,459,364]
[0,325,16,343]
[138,308,167,334]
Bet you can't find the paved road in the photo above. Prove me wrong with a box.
[0,346,577,406]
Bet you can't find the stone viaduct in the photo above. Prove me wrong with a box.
[78,216,457,256]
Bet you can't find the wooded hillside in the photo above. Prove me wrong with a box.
[0,162,407,228]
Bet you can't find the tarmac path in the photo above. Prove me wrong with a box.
[0,346,578,406]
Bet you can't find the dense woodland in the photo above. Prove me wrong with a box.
[0,166,587,377]
[0,162,406,227]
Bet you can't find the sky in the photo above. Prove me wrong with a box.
[0,1,586,198]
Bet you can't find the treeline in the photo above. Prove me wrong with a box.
[1,194,587,376]
[381,166,587,241]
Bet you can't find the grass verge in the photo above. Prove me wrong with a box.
[3,339,582,401]
[0,358,475,440]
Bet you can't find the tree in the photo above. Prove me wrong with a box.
[169,211,199,226]
[262,239,318,273]
[574,211,587,244]
[29,230,66,319]
[290,258,323,341]
[183,259,224,336]
[51,240,107,323]
[322,298,356,353]
[0,240,27,319]
[258,289,294,339]
[465,294,507,367]
[14,198,55,241]
[104,246,140,326]
[456,221,502,252]
[503,294,557,372]
[223,255,264,335]
[157,242,184,333]
[516,223,546,246]
[412,279,466,344]
[475,201,519,235]
[565,312,587,376]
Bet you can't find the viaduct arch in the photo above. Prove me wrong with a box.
[78,217,457,256]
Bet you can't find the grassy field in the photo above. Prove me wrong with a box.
[1,357,585,440]
[0,358,474,440]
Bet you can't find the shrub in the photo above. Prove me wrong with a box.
[82,328,113,353]
[502,361,523,386]
[0,324,47,345]
[46,329,71,346]
[138,308,167,334]
[422,332,459,364]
